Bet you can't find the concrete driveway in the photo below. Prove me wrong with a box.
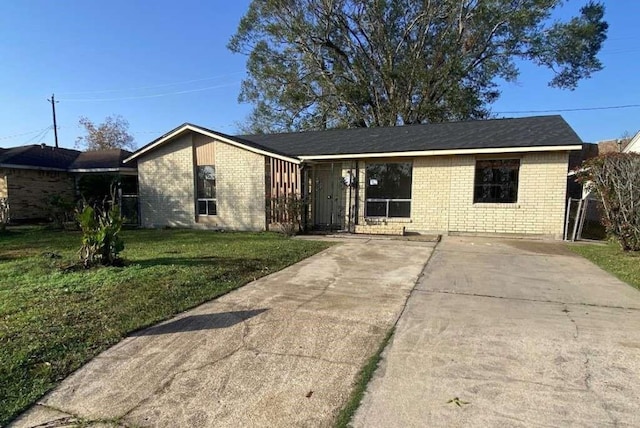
[354,236,640,427]
[11,239,434,428]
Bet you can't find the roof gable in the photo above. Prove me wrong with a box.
[623,131,640,153]
[124,123,300,164]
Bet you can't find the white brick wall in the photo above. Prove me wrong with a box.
[348,152,570,238]
[137,132,266,231]
[138,134,196,228]
[212,141,266,231]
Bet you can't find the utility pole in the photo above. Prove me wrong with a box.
[47,93,59,148]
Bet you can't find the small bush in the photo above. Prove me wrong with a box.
[77,201,125,267]
[48,194,76,229]
[268,193,306,236]
[576,153,640,251]
[0,197,9,231]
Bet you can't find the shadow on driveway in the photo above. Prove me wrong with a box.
[131,309,268,336]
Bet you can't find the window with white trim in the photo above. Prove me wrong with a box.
[196,165,217,215]
[473,159,520,203]
[365,162,412,218]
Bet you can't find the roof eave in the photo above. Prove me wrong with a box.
[297,145,583,160]
[68,167,138,173]
[0,163,68,172]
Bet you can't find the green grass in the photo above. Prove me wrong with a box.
[0,227,331,425]
[335,328,394,428]
[569,241,640,290]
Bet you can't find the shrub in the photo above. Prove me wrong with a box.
[0,197,9,231]
[48,194,76,229]
[76,201,125,267]
[268,193,306,236]
[576,153,640,251]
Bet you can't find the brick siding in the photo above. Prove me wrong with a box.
[0,168,75,221]
[137,132,266,231]
[343,151,570,238]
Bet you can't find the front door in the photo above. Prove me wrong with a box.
[313,163,345,230]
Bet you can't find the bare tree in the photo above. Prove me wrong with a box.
[577,153,640,251]
[76,115,135,151]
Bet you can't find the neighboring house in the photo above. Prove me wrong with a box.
[0,144,137,222]
[623,131,640,153]
[125,115,584,239]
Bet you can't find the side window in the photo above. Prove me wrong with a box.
[474,159,520,203]
[196,165,216,215]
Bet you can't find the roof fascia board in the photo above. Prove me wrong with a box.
[0,163,67,172]
[298,145,583,160]
[124,125,300,165]
[68,167,138,173]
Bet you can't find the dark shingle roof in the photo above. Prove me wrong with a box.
[69,149,136,170]
[238,115,582,157]
[0,144,81,170]
[0,144,138,171]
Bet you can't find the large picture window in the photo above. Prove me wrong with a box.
[474,159,520,203]
[365,162,412,217]
[196,165,217,215]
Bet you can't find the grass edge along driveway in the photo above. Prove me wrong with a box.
[0,228,332,426]
[568,241,640,291]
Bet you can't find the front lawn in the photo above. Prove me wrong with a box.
[0,228,331,425]
[569,241,640,291]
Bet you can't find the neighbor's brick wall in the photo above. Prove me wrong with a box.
[213,141,266,231]
[1,168,75,220]
[138,134,196,228]
[352,152,570,238]
[0,172,7,199]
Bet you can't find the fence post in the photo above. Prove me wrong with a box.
[564,198,573,241]
[571,198,584,242]
[577,198,589,241]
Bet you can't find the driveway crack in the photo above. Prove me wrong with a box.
[418,289,640,312]
[562,306,579,339]
[119,308,255,421]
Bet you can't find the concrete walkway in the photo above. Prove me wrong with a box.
[11,239,434,428]
[354,236,640,427]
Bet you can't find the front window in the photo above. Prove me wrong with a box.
[196,165,216,215]
[365,162,412,217]
[474,159,520,203]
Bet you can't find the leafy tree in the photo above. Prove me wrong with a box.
[577,153,640,251]
[76,115,135,151]
[229,0,608,132]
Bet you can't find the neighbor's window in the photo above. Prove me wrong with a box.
[365,162,412,217]
[196,165,216,215]
[474,159,520,203]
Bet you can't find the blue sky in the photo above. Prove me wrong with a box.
[0,0,637,150]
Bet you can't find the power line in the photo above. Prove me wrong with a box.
[58,82,240,102]
[496,104,640,114]
[0,127,51,141]
[56,71,245,95]
[22,126,53,145]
